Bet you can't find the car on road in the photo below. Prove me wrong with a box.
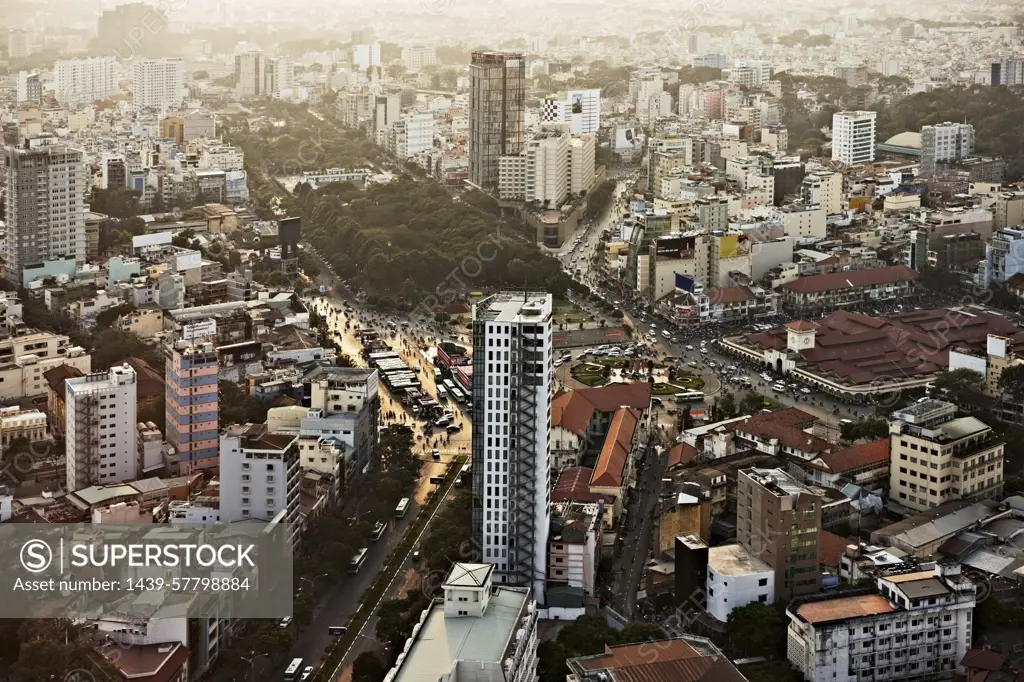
[447,424,461,434]
[688,361,698,367]
[800,387,812,394]
[434,417,451,427]
[772,383,786,392]
[685,345,694,350]
[301,667,314,681]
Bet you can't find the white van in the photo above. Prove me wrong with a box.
[661,330,671,338]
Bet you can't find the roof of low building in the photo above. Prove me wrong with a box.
[795,593,895,624]
[571,637,747,682]
[591,407,640,488]
[780,265,917,293]
[552,466,614,504]
[808,439,889,474]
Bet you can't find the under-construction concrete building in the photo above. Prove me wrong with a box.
[65,364,137,492]
[469,51,526,191]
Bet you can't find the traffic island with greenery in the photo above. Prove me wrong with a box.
[667,368,706,391]
[309,452,467,682]
[570,362,611,387]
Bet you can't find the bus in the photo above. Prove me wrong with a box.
[348,548,368,574]
[284,659,304,681]
[674,390,705,403]
[437,386,448,401]
[395,497,410,518]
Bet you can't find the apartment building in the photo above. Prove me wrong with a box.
[65,364,138,491]
[219,424,301,547]
[888,400,1004,515]
[780,205,827,239]
[8,29,30,59]
[568,134,596,196]
[264,57,294,98]
[303,366,380,475]
[787,565,976,682]
[995,192,1024,230]
[832,111,877,166]
[383,563,538,682]
[471,293,552,602]
[737,467,822,602]
[920,122,975,177]
[402,46,437,72]
[54,57,119,105]
[800,171,843,214]
[132,58,185,109]
[0,331,90,401]
[3,137,86,283]
[547,509,600,596]
[165,340,220,473]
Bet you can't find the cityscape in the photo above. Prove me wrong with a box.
[1,0,1024,681]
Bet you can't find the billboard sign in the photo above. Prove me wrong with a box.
[675,274,696,292]
[655,235,696,259]
[719,234,751,259]
[182,318,217,341]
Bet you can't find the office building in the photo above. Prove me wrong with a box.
[995,191,1024,230]
[888,400,1004,515]
[160,111,216,145]
[539,89,601,135]
[402,46,438,72]
[787,566,977,682]
[382,563,538,682]
[65,364,138,492]
[165,340,220,473]
[403,112,434,157]
[132,58,185,109]
[264,57,294,98]
[831,111,877,166]
[736,467,822,602]
[54,57,119,105]
[920,122,975,177]
[8,29,30,59]
[3,137,86,283]
[991,58,1024,86]
[469,51,526,191]
[234,50,265,98]
[219,423,301,547]
[471,293,553,602]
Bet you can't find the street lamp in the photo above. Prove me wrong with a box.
[241,652,270,682]
[300,573,330,591]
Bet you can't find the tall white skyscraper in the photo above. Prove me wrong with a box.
[831,110,877,166]
[54,57,119,105]
[471,292,553,603]
[65,364,138,492]
[3,137,86,283]
[353,43,381,72]
[132,58,185,110]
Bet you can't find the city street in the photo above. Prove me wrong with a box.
[610,440,667,619]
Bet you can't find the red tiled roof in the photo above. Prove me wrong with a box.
[125,357,166,401]
[781,265,917,293]
[576,639,746,682]
[552,390,596,437]
[667,443,698,470]
[786,320,819,332]
[961,649,1007,672]
[819,529,853,568]
[577,382,652,412]
[808,439,890,475]
[43,364,84,393]
[591,408,640,488]
[732,408,829,454]
[705,286,754,304]
[742,307,1022,386]
[552,467,615,504]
